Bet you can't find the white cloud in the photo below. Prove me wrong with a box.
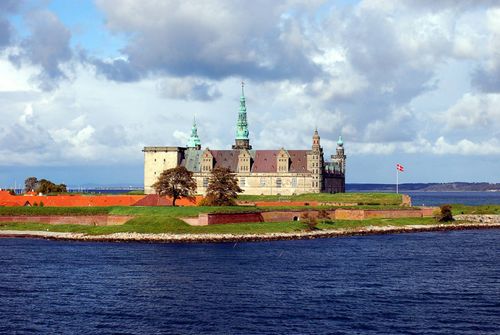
[438,93,500,131]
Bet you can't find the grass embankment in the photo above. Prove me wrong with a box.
[238,192,402,205]
[0,217,438,236]
[452,204,500,215]
[0,207,112,216]
[0,193,497,236]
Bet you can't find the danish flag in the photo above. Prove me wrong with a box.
[396,163,404,172]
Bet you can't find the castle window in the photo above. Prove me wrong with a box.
[203,178,208,187]
[240,177,246,187]
[291,177,297,188]
[260,178,266,187]
[276,178,282,188]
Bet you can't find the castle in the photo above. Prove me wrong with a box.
[143,84,346,195]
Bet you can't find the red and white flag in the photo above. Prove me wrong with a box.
[396,163,404,172]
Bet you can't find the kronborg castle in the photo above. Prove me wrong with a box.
[143,85,346,195]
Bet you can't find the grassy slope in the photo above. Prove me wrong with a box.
[0,217,437,235]
[238,192,402,205]
[0,192,497,236]
[452,204,500,215]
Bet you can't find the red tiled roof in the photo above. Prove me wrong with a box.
[132,195,173,206]
[251,150,309,173]
[210,150,239,171]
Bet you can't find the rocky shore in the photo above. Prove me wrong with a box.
[1,217,499,243]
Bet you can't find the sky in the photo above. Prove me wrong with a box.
[0,0,499,187]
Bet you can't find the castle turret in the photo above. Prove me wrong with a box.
[332,135,346,174]
[186,117,201,150]
[307,128,323,192]
[232,82,252,150]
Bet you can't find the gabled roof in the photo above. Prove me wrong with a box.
[252,150,309,173]
[181,149,311,174]
[211,150,240,171]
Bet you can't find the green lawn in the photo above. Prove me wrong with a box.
[0,217,438,235]
[237,192,403,205]
[0,206,112,216]
[452,204,500,215]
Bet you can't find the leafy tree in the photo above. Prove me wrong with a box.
[437,204,454,222]
[203,167,243,206]
[152,166,196,206]
[24,177,38,192]
[35,179,67,194]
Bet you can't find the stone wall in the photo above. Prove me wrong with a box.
[192,207,437,225]
[195,173,318,195]
[199,212,264,225]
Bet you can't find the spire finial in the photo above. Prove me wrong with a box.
[241,80,245,97]
[187,115,201,149]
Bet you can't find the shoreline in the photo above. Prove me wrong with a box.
[1,222,499,243]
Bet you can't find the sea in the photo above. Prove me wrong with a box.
[0,192,499,334]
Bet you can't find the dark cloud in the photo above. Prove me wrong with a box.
[10,10,72,91]
[0,19,12,48]
[0,0,23,49]
[94,0,321,82]
[91,58,141,82]
[471,67,500,93]
[157,78,222,101]
[0,0,21,13]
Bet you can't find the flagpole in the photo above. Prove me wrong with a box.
[396,169,399,194]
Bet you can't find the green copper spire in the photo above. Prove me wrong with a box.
[187,116,201,149]
[235,81,249,140]
[337,135,344,147]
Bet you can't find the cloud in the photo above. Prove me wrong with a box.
[0,0,22,50]
[90,57,141,82]
[437,93,500,132]
[9,10,72,91]
[0,104,55,154]
[94,0,321,82]
[157,77,221,101]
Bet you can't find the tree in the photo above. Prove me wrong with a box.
[152,166,196,206]
[34,179,67,194]
[436,204,454,222]
[24,177,38,192]
[301,211,318,231]
[203,167,243,206]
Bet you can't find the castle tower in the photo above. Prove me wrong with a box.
[232,82,252,150]
[332,135,346,174]
[307,128,323,192]
[186,117,201,150]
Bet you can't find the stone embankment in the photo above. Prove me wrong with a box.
[455,214,500,224]
[1,220,498,243]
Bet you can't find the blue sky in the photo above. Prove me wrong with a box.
[0,0,499,187]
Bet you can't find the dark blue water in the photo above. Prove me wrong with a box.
[1,230,499,334]
[406,191,500,206]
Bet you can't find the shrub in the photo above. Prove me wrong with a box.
[436,204,454,222]
[301,211,318,231]
[199,195,237,207]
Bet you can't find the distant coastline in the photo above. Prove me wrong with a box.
[347,182,500,192]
